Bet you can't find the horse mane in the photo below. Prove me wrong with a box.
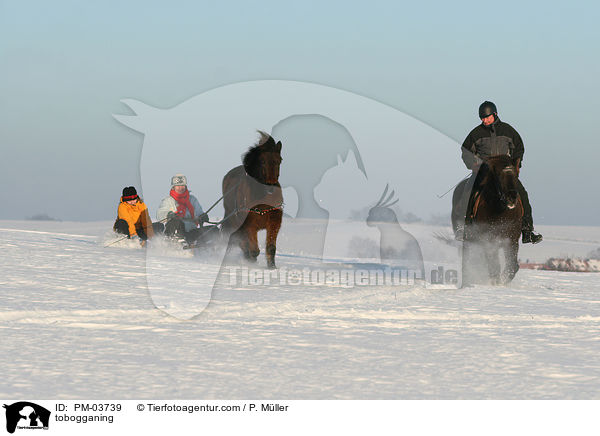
[242,131,279,178]
[486,154,514,168]
[481,155,515,183]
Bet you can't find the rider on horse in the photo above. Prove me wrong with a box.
[452,101,543,244]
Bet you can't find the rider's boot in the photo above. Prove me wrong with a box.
[522,228,543,244]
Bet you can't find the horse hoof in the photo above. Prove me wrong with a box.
[501,273,515,285]
[243,253,257,262]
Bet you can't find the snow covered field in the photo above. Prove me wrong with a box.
[1,219,599,399]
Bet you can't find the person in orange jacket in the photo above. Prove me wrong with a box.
[113,186,163,244]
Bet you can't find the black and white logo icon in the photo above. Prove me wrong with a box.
[3,402,50,434]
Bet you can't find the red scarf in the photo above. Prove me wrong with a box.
[170,188,195,218]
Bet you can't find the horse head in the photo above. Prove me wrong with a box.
[243,131,282,185]
[367,184,399,226]
[484,155,520,210]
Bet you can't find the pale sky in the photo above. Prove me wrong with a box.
[1,0,598,224]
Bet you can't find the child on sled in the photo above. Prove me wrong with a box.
[113,186,163,246]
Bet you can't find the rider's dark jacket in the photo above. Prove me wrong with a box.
[461,116,524,169]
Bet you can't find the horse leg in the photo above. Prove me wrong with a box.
[501,239,520,284]
[246,226,259,262]
[265,213,282,269]
[226,228,246,258]
[484,241,501,285]
[461,241,474,286]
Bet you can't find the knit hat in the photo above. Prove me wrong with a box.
[171,174,187,187]
[122,186,139,201]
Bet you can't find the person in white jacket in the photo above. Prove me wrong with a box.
[157,174,209,243]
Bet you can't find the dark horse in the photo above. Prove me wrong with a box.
[463,155,523,285]
[222,132,283,269]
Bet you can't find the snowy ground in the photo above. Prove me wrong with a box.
[0,219,599,399]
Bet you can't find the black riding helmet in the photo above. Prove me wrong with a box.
[479,101,497,119]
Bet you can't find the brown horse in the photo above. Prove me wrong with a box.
[222,132,283,269]
[463,155,523,285]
